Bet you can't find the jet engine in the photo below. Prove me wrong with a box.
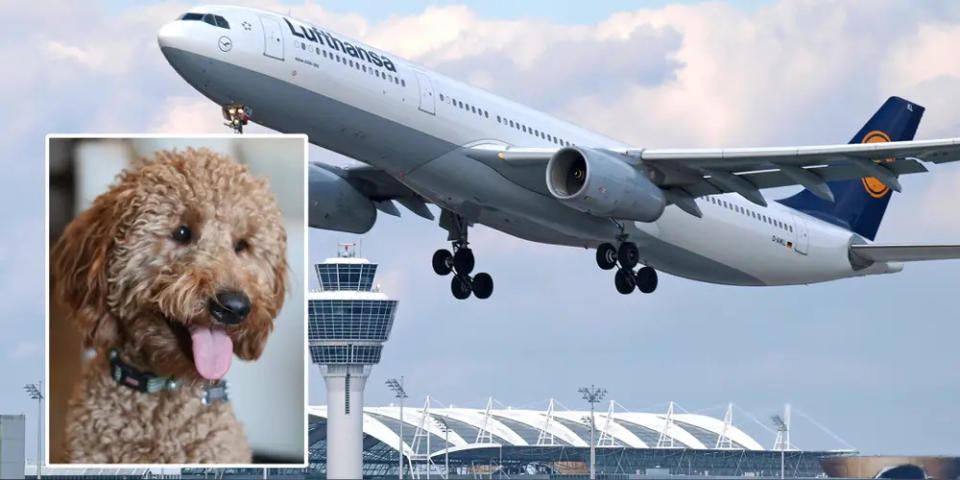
[309,164,377,233]
[545,146,666,222]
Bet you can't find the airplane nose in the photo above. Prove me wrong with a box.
[157,22,181,49]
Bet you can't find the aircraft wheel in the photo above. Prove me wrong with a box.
[618,242,640,269]
[432,249,453,275]
[451,275,473,300]
[614,268,637,295]
[636,266,658,294]
[472,273,494,299]
[453,247,475,275]
[596,243,618,270]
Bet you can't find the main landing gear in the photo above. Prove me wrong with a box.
[222,103,249,133]
[596,242,658,295]
[432,211,494,300]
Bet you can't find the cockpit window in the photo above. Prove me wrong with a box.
[178,12,230,29]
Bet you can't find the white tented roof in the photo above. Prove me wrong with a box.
[308,402,765,453]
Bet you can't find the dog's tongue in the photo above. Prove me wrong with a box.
[189,326,233,380]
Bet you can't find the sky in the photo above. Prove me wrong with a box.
[3,0,960,462]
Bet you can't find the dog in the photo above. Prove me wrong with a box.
[52,148,287,463]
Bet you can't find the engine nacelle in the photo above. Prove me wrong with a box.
[308,164,377,233]
[545,147,666,222]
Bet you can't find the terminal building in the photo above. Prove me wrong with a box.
[306,400,846,478]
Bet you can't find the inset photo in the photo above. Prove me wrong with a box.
[46,135,307,466]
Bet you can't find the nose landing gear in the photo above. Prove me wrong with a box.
[597,242,658,295]
[222,103,249,133]
[433,211,494,300]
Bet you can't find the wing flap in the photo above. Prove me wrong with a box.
[635,137,960,167]
[850,244,960,263]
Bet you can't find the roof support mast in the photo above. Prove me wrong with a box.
[657,401,676,448]
[475,397,494,444]
[716,403,735,449]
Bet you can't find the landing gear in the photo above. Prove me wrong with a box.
[472,273,494,300]
[453,247,475,274]
[432,249,453,275]
[596,243,617,270]
[433,210,494,300]
[636,266,658,294]
[222,103,249,133]
[617,242,639,269]
[614,268,637,294]
[597,241,659,295]
[450,274,472,300]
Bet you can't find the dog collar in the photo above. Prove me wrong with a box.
[108,350,229,404]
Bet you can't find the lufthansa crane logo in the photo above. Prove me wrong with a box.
[860,130,893,198]
[218,36,233,52]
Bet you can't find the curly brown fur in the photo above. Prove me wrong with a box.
[52,148,287,463]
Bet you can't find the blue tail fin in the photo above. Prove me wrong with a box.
[777,96,924,240]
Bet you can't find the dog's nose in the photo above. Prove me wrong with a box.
[208,290,251,325]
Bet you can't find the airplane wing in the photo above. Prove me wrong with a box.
[850,244,960,263]
[310,162,434,219]
[467,138,960,207]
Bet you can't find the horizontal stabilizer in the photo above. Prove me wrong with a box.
[850,244,960,263]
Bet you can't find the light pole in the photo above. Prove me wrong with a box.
[24,382,43,479]
[433,417,451,479]
[386,377,408,480]
[579,385,606,480]
[771,412,789,480]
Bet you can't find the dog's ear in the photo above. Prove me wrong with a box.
[271,245,288,308]
[51,192,126,349]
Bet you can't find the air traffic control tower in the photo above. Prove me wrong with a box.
[309,244,398,479]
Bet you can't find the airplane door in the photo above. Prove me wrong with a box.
[413,70,436,115]
[792,213,809,255]
[260,16,284,60]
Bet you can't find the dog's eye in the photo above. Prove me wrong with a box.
[234,239,248,253]
[171,225,192,244]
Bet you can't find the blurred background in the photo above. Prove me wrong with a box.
[47,136,306,464]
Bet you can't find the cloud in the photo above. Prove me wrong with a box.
[9,340,40,360]
[148,97,228,134]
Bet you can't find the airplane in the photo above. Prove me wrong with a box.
[158,6,960,300]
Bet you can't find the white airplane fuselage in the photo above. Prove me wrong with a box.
[158,6,901,287]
